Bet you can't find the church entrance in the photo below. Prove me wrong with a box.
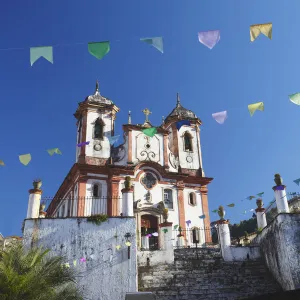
[141,214,159,250]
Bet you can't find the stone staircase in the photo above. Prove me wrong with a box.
[138,248,282,300]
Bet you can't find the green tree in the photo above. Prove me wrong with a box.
[0,244,83,300]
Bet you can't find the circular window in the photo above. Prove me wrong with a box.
[141,172,157,190]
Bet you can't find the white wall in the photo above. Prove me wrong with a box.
[23,217,137,300]
[228,246,261,261]
[114,133,129,166]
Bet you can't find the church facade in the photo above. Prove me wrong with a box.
[46,82,213,249]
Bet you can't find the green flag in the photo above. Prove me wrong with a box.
[257,192,264,197]
[289,93,300,105]
[140,37,164,53]
[162,229,168,233]
[30,46,53,66]
[47,148,62,156]
[88,41,110,59]
[227,203,235,207]
[212,209,218,213]
[174,225,179,230]
[0,160,4,166]
[142,127,157,137]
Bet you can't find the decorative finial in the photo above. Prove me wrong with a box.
[95,80,99,93]
[162,116,165,123]
[142,108,152,123]
[176,93,180,106]
[128,111,132,124]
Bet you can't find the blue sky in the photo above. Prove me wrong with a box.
[0,0,299,236]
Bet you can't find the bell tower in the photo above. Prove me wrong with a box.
[74,81,120,165]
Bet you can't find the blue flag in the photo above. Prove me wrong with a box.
[199,214,206,219]
[176,120,191,131]
[108,135,120,145]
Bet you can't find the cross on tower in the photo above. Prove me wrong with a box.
[142,108,152,122]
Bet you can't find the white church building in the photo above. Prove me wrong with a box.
[44,82,214,249]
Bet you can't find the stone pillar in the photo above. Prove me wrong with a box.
[255,199,267,229]
[217,219,232,261]
[159,222,173,250]
[122,178,134,217]
[272,174,290,213]
[27,181,42,219]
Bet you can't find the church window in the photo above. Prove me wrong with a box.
[77,118,82,144]
[188,192,197,206]
[141,172,157,190]
[163,189,173,209]
[94,118,105,139]
[184,132,193,152]
[92,183,102,198]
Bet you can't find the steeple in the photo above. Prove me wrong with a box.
[128,111,132,124]
[176,93,180,106]
[95,80,99,93]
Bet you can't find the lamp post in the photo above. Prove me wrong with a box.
[124,232,132,259]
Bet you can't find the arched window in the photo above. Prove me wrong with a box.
[184,132,193,152]
[94,118,105,139]
[163,189,173,209]
[188,192,197,206]
[92,183,102,198]
[191,227,200,244]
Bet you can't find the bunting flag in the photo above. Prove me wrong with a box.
[212,111,227,124]
[248,102,264,116]
[146,234,152,238]
[77,141,90,147]
[174,225,179,230]
[186,220,191,227]
[47,148,62,156]
[116,245,121,250]
[65,263,70,268]
[250,23,272,42]
[19,154,31,166]
[198,30,220,49]
[252,213,256,218]
[152,232,158,237]
[73,260,77,267]
[88,41,110,60]
[250,209,255,212]
[162,229,168,233]
[140,37,164,53]
[199,214,206,219]
[176,120,191,130]
[212,209,218,213]
[108,135,120,145]
[274,186,285,191]
[289,93,300,105]
[247,196,256,200]
[142,127,157,137]
[257,192,264,197]
[242,210,247,215]
[80,257,86,263]
[227,203,235,207]
[0,160,4,166]
[293,178,300,186]
[125,241,131,247]
[30,46,53,66]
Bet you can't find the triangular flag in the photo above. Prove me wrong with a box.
[252,213,256,218]
[152,232,158,237]
[142,127,157,137]
[199,214,206,219]
[47,148,62,156]
[30,46,53,66]
[248,102,264,116]
[80,257,86,263]
[176,120,191,131]
[174,225,179,230]
[250,23,272,42]
[198,30,220,49]
[125,241,131,247]
[293,178,300,186]
[212,111,227,124]
[116,245,121,250]
[0,160,4,166]
[108,135,120,145]
[140,37,163,53]
[88,41,110,60]
[73,260,77,267]
[227,203,235,207]
[65,263,70,268]
[247,196,256,200]
[257,192,264,197]
[250,209,255,212]
[19,154,31,166]
[162,229,168,233]
[186,220,191,227]
[289,93,300,105]
[77,141,90,147]
[212,209,218,213]
[242,210,247,214]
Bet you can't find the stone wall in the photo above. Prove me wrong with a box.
[139,248,281,300]
[23,217,137,300]
[253,213,300,291]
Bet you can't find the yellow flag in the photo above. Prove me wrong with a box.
[248,102,264,116]
[73,260,77,267]
[47,148,62,156]
[19,154,31,166]
[0,160,4,166]
[125,241,131,247]
[250,23,272,42]
[116,245,121,250]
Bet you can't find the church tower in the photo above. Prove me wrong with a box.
[74,81,120,165]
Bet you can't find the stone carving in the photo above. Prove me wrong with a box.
[145,191,152,203]
[186,155,193,163]
[141,173,157,190]
[274,174,283,186]
[169,152,179,169]
[256,199,263,209]
[136,134,160,163]
[93,142,102,151]
[218,206,225,220]
[163,208,169,223]
[124,176,132,189]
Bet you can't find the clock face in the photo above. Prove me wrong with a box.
[186,155,193,163]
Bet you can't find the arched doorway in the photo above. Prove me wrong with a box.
[141,214,159,250]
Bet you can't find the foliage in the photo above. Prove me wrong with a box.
[86,214,108,226]
[229,217,257,239]
[0,244,83,300]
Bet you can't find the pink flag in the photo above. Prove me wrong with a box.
[198,30,220,49]
[212,111,227,124]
